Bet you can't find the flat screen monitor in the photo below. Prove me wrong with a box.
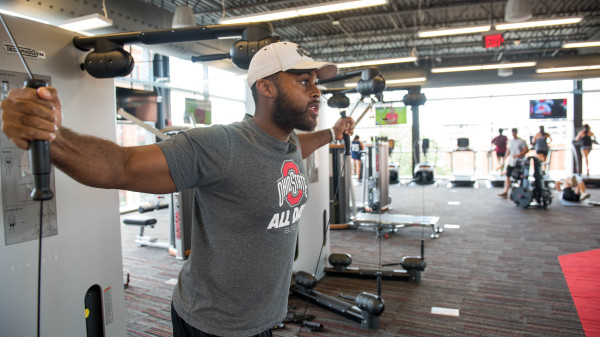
[375,106,407,125]
[457,138,469,149]
[529,99,567,119]
[116,87,158,122]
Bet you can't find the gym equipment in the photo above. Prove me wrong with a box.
[0,16,126,336]
[509,156,553,209]
[290,271,385,330]
[486,150,505,188]
[407,138,437,186]
[362,138,392,213]
[124,217,165,248]
[1,14,53,202]
[325,249,426,283]
[137,198,169,213]
[0,14,54,337]
[411,162,436,185]
[353,213,442,238]
[123,190,193,259]
[276,309,325,332]
[448,138,477,187]
[322,67,387,226]
[74,22,276,78]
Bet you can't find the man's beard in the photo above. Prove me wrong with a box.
[272,89,317,132]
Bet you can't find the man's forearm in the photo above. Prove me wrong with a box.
[50,127,130,189]
[298,129,333,159]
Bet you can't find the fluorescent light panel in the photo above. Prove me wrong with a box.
[386,77,427,84]
[536,65,600,73]
[431,62,536,73]
[219,0,387,24]
[59,13,113,31]
[563,40,600,48]
[418,16,582,38]
[0,9,49,24]
[418,25,491,38]
[495,16,582,30]
[344,76,426,87]
[337,56,416,68]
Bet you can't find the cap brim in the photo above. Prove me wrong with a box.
[285,61,338,81]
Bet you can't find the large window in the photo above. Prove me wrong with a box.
[353,79,600,177]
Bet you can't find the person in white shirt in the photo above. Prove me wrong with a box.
[498,128,529,199]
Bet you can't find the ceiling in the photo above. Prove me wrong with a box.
[2,0,600,87]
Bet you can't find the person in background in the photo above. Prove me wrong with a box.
[498,128,529,199]
[351,135,365,181]
[491,128,508,172]
[556,175,590,202]
[532,125,552,173]
[575,124,596,176]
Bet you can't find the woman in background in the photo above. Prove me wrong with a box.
[576,124,596,176]
[532,126,552,173]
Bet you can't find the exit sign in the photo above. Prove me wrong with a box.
[483,34,504,48]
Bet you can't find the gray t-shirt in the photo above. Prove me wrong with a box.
[157,118,308,336]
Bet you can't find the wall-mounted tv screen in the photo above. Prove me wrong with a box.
[375,106,407,125]
[529,99,567,119]
[116,87,158,122]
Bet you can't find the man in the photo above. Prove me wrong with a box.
[491,128,508,171]
[498,128,529,199]
[1,41,354,337]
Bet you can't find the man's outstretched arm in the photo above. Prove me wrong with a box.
[1,86,177,194]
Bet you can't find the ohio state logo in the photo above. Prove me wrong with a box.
[277,160,308,207]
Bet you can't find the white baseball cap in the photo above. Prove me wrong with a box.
[246,41,338,87]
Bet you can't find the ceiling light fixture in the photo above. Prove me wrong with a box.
[431,61,536,73]
[58,13,113,32]
[418,25,491,38]
[172,5,196,28]
[337,56,417,68]
[495,17,583,30]
[344,76,426,88]
[536,65,600,73]
[417,16,583,39]
[219,0,387,24]
[563,40,600,48]
[504,0,532,22]
[386,77,427,84]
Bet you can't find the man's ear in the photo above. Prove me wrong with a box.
[256,78,277,99]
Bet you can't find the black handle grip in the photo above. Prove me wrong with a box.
[340,111,351,156]
[26,78,54,201]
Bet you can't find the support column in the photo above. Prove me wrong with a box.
[403,87,427,171]
[573,80,583,173]
[412,105,420,169]
[153,54,170,131]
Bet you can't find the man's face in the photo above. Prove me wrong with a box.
[512,131,518,138]
[271,71,321,132]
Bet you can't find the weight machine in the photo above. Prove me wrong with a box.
[448,138,478,188]
[289,69,435,331]
[509,156,553,209]
[0,15,280,336]
[323,79,442,238]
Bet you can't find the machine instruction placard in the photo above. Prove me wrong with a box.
[1,70,57,245]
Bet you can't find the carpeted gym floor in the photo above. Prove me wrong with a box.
[120,178,600,337]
